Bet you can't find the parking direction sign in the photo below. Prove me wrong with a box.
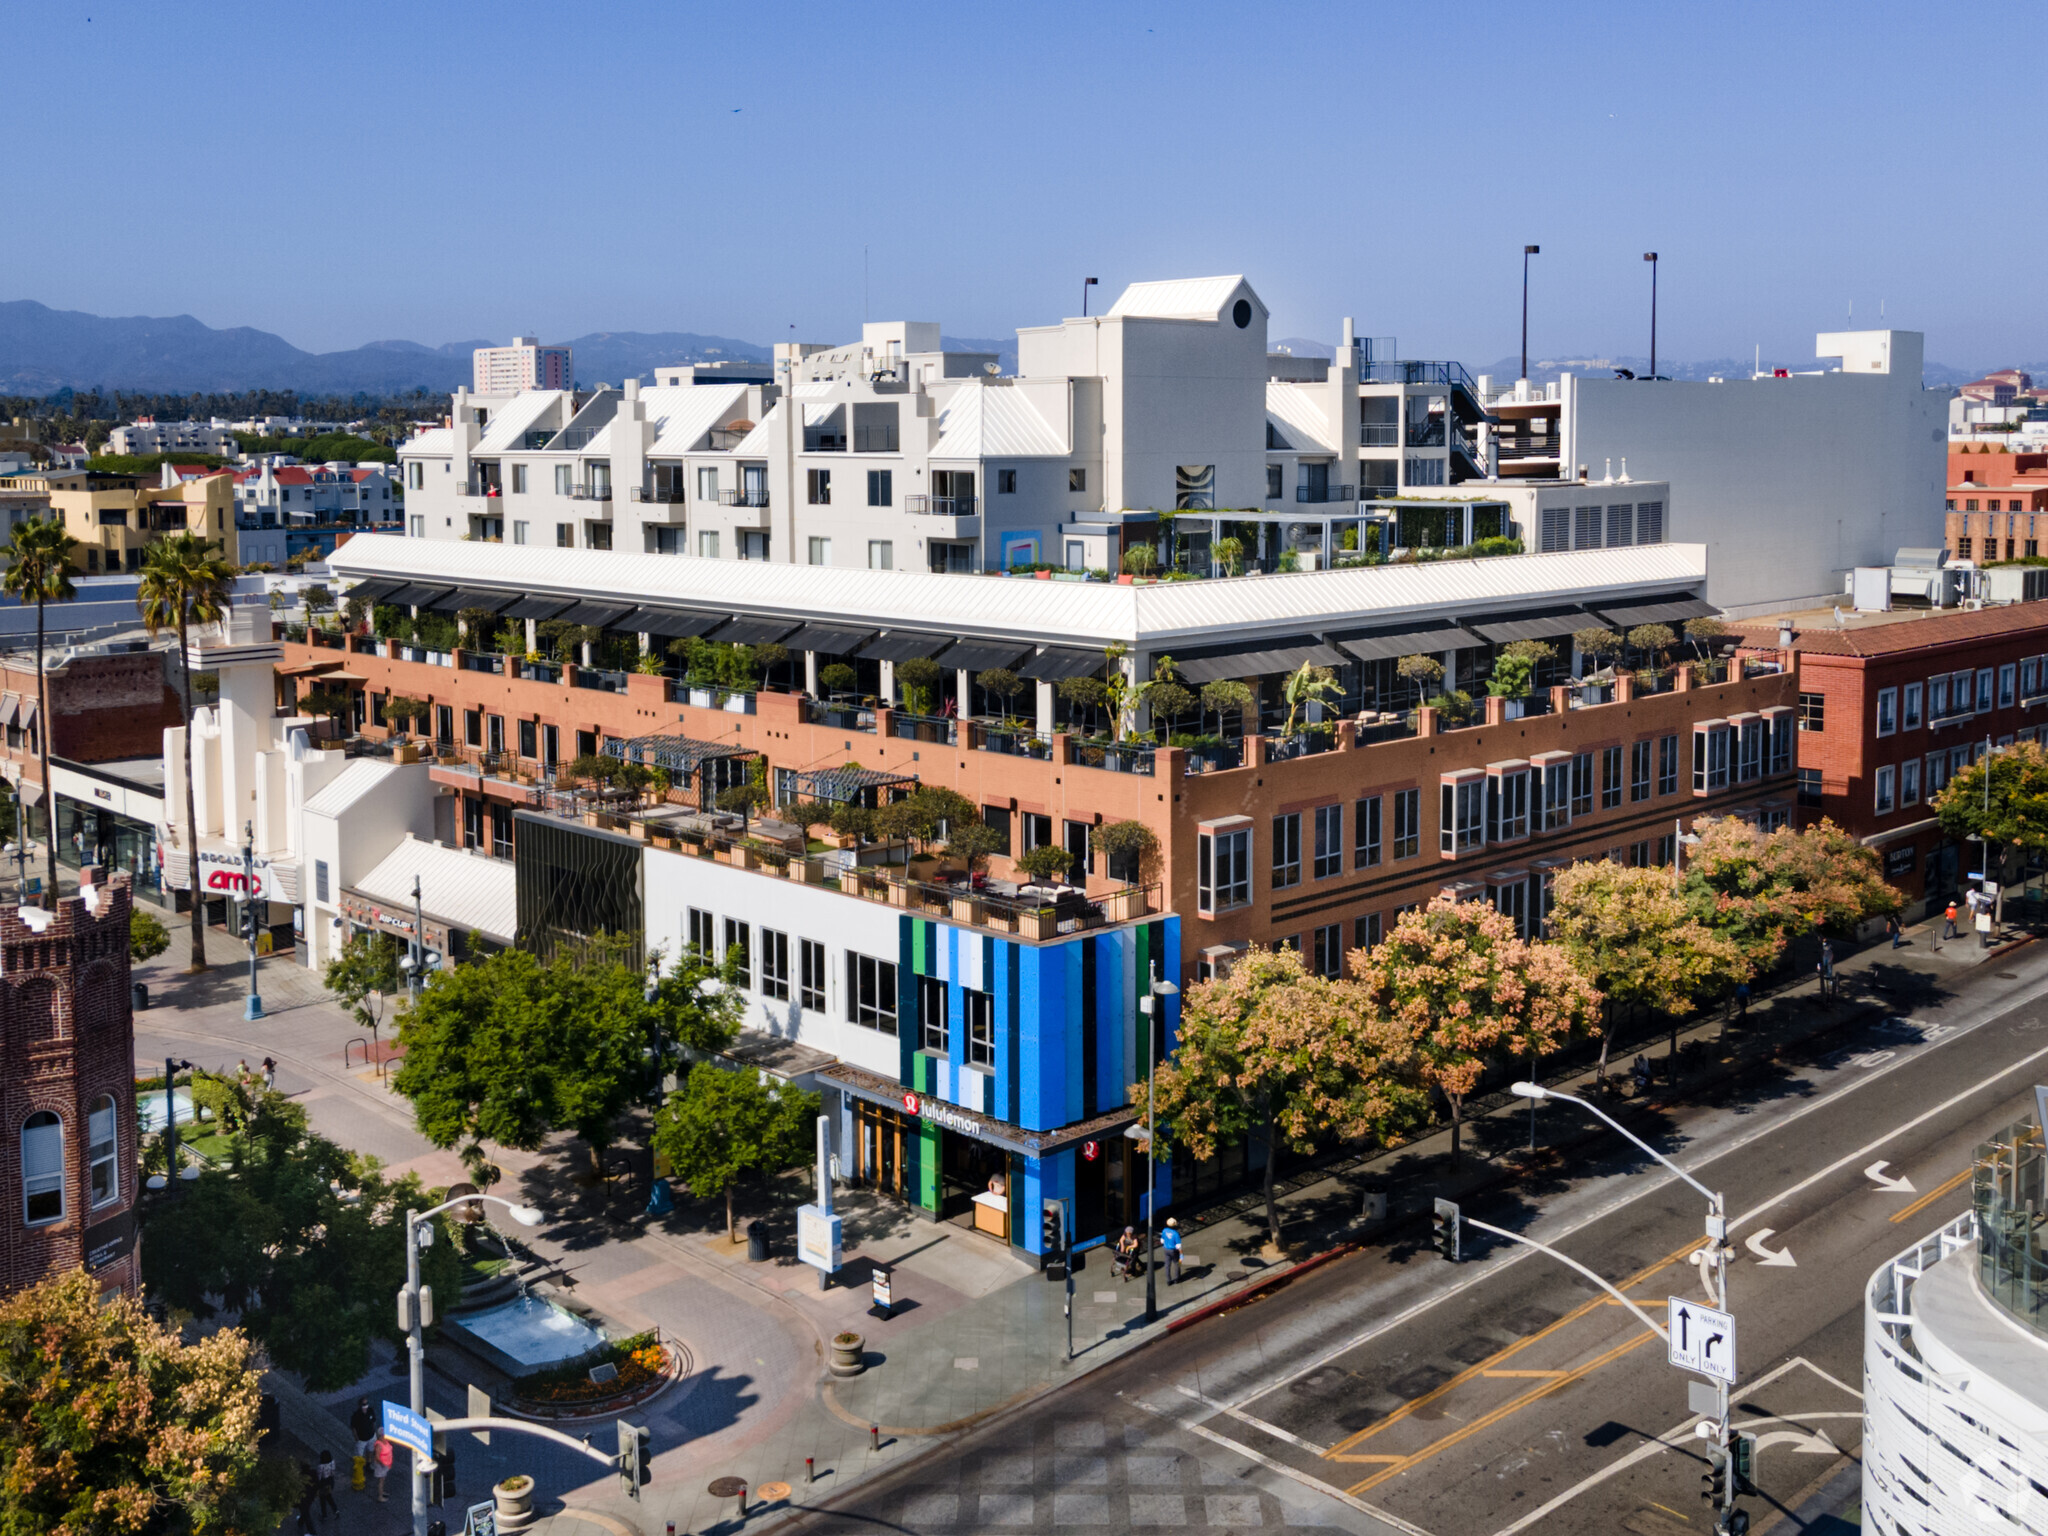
[1667,1297,1737,1385]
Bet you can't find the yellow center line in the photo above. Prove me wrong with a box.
[1343,1329,1660,1493]
[1322,1236,1702,1460]
[1647,1500,1692,1521]
[1890,1166,1973,1224]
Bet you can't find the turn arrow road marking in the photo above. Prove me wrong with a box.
[1752,1426,1838,1457]
[1745,1229,1796,1266]
[1865,1160,1915,1194]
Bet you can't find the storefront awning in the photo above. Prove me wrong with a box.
[857,631,955,664]
[0,695,20,728]
[275,659,345,679]
[440,588,518,614]
[1174,639,1348,684]
[1594,594,1718,628]
[384,584,453,609]
[1019,646,1104,682]
[1336,623,1483,663]
[818,1062,1136,1158]
[551,601,637,629]
[344,578,405,604]
[783,623,875,656]
[1466,607,1593,645]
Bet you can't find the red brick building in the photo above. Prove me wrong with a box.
[1735,603,2048,914]
[1945,446,2048,561]
[0,871,140,1298]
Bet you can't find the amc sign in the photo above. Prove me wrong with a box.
[196,850,279,903]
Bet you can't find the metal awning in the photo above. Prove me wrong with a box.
[628,606,725,639]
[857,631,954,664]
[0,695,19,729]
[1019,646,1103,682]
[939,641,1029,672]
[1467,607,1593,645]
[605,732,759,774]
[784,624,875,656]
[1174,639,1348,684]
[17,700,38,731]
[384,584,453,608]
[551,601,637,629]
[439,588,517,614]
[716,617,799,647]
[500,595,573,621]
[274,659,344,679]
[1595,595,1718,628]
[1337,623,1483,663]
[344,578,404,603]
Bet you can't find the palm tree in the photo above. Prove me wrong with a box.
[0,517,78,907]
[138,533,235,972]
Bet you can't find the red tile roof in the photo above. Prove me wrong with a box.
[1733,602,2048,657]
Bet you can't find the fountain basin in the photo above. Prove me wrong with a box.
[444,1293,607,1377]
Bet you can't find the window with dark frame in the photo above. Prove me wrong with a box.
[800,939,826,1011]
[1631,739,1652,802]
[1311,923,1343,978]
[688,907,714,957]
[1355,795,1382,868]
[1392,788,1420,860]
[1570,752,1594,818]
[965,988,994,1067]
[1313,804,1342,879]
[919,975,949,1055]
[1272,812,1302,887]
[1658,734,1678,796]
[847,952,898,1034]
[723,918,751,985]
[760,928,790,1001]
[1601,745,1623,809]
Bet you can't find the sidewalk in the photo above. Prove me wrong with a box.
[127,893,2025,1535]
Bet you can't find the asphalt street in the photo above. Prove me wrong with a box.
[766,940,2048,1536]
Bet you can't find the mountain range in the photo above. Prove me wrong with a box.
[0,300,1988,398]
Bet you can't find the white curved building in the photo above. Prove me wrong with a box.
[1864,1123,2048,1535]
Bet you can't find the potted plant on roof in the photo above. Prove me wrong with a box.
[1091,821,1159,922]
[1485,639,1552,719]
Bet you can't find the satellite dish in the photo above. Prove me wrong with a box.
[983,362,1000,376]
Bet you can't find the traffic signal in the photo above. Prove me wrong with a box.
[1432,1198,1461,1262]
[1721,1509,1750,1536]
[1042,1200,1066,1258]
[1730,1432,1755,1495]
[240,903,258,942]
[616,1419,650,1499]
[1701,1448,1726,1505]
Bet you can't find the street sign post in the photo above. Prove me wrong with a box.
[1667,1297,1737,1385]
[381,1400,435,1460]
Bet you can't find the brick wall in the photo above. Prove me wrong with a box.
[0,870,138,1299]
[0,650,184,774]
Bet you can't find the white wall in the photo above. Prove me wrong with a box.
[297,764,439,969]
[1564,332,1945,614]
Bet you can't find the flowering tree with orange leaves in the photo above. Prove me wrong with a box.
[1351,897,1601,1164]
[1134,945,1425,1244]
[1679,815,1899,974]
[0,1269,299,1534]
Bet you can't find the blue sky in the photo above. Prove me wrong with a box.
[11,1,2028,370]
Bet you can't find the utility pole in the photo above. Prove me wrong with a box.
[409,875,424,999]
[241,820,264,1021]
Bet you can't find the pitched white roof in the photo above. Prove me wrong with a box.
[1106,275,1250,321]
[403,427,453,456]
[354,834,517,943]
[583,383,754,457]
[724,404,779,458]
[931,383,1068,459]
[475,392,571,453]
[331,533,1710,652]
[302,758,399,819]
[1265,383,1337,454]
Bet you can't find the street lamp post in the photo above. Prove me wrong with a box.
[402,1193,542,1536]
[1511,1081,1736,1525]
[1136,965,1178,1326]
[242,821,264,1021]
[1520,245,1541,382]
[1643,253,1659,381]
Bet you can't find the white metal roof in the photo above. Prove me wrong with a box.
[331,534,1709,651]
[474,392,571,453]
[578,383,753,458]
[724,405,778,458]
[403,427,453,457]
[353,833,517,943]
[931,383,1068,459]
[301,758,399,819]
[1265,383,1337,454]
[1106,275,1251,321]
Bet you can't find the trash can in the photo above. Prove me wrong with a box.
[131,982,148,1012]
[747,1219,769,1262]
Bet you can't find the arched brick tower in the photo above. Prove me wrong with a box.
[0,869,139,1298]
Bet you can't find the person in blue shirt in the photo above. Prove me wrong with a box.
[1160,1218,1183,1285]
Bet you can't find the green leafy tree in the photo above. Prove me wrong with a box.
[1279,661,1341,738]
[324,930,402,1051]
[1627,623,1677,664]
[2,515,77,905]
[1120,541,1159,576]
[137,532,233,968]
[393,943,743,1178]
[1396,653,1445,702]
[653,1067,820,1241]
[978,666,1025,722]
[298,683,352,733]
[1680,815,1901,975]
[1352,897,1600,1164]
[1139,656,1195,735]
[1573,626,1625,672]
[0,1270,298,1534]
[139,1102,464,1391]
[1091,819,1160,885]
[876,785,979,854]
[894,655,943,714]
[818,662,857,696]
[129,905,170,962]
[1933,739,2048,864]
[1135,946,1423,1243]
[1548,860,1747,1077]
[1014,843,1073,884]
[1683,616,1729,658]
[1486,639,1553,699]
[1199,678,1255,736]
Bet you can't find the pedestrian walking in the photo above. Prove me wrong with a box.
[293,1461,318,1534]
[1945,900,1960,939]
[369,1435,393,1502]
[261,1057,277,1093]
[313,1451,339,1523]
[1818,939,1835,1001]
[1735,979,1750,1019]
[1161,1218,1183,1285]
[349,1398,375,1464]
[1887,913,1902,949]
[1631,1054,1653,1097]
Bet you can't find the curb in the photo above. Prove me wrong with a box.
[1164,1239,1361,1333]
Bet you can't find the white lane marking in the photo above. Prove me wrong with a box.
[1788,1357,1863,1401]
[1727,1037,2048,1234]
[1865,1160,1915,1193]
[1223,971,2048,1415]
[1753,1426,1838,1456]
[1127,1396,1435,1536]
[1172,1383,1329,1454]
[1486,1357,1814,1536]
[1744,1229,1797,1267]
